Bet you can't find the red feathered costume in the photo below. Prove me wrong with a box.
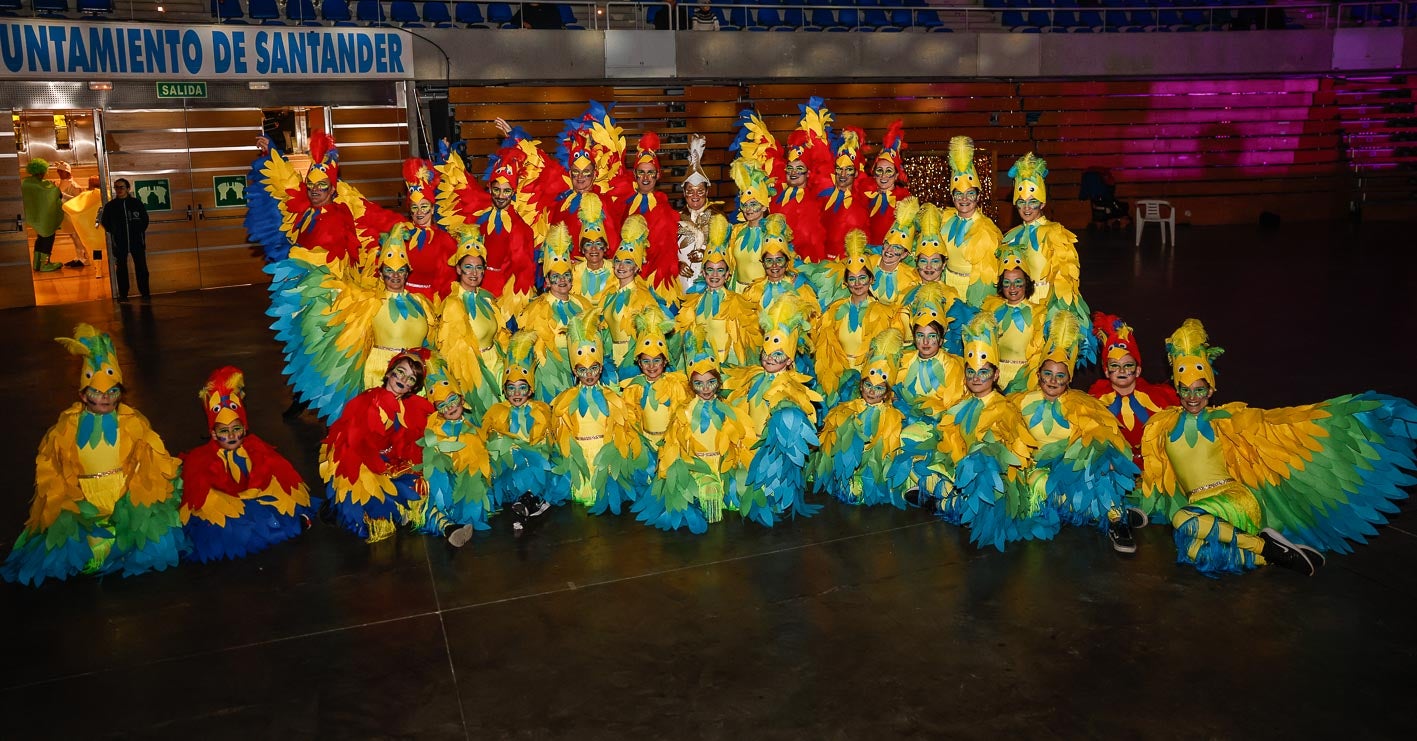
[285,132,366,265]
[1087,312,1180,469]
[772,129,830,262]
[619,132,681,293]
[442,147,537,299]
[818,126,870,260]
[396,158,458,302]
[180,366,312,563]
[864,120,911,245]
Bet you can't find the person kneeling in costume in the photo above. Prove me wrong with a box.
[1009,314,1145,554]
[1139,320,1416,577]
[1088,312,1179,471]
[319,349,435,544]
[634,322,757,533]
[415,361,495,546]
[810,329,908,509]
[483,331,566,532]
[180,367,312,563]
[2,325,184,586]
[549,313,654,515]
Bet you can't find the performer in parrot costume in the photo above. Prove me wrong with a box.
[1008,314,1145,554]
[1088,311,1179,471]
[941,136,1003,308]
[1139,319,1416,577]
[414,360,495,545]
[180,366,312,563]
[864,120,910,247]
[620,131,683,300]
[319,349,435,544]
[727,157,776,289]
[434,227,510,421]
[810,328,909,509]
[731,99,831,264]
[3,324,184,586]
[620,308,688,450]
[980,244,1048,395]
[812,230,911,406]
[435,136,538,314]
[672,213,763,368]
[515,223,595,403]
[483,330,568,524]
[599,215,674,381]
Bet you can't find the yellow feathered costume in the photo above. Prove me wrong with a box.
[435,227,510,419]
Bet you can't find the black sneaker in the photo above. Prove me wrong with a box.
[1108,519,1137,554]
[1122,506,1148,530]
[64,259,85,268]
[444,523,474,548]
[511,501,529,534]
[517,492,551,518]
[298,513,313,531]
[1259,528,1321,576]
[903,488,923,508]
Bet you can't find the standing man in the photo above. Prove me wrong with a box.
[100,178,150,300]
[21,159,63,272]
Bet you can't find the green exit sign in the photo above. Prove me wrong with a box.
[156,82,207,99]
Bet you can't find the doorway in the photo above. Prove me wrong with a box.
[15,111,111,305]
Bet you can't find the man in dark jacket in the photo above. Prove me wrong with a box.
[99,178,151,300]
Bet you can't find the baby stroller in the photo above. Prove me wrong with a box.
[1079,167,1130,231]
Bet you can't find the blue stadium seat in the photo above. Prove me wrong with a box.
[423,1,453,26]
[914,9,944,28]
[755,7,792,30]
[356,0,389,25]
[559,3,585,29]
[810,8,840,30]
[1129,10,1157,29]
[286,0,321,24]
[1053,10,1079,29]
[391,1,422,25]
[33,0,68,15]
[862,8,891,29]
[487,2,514,27]
[454,1,485,26]
[1078,9,1103,29]
[1026,10,1050,27]
[889,8,913,27]
[726,6,750,28]
[78,0,113,14]
[322,0,354,24]
[1104,9,1129,28]
[782,7,804,27]
[1002,9,1026,28]
[249,0,287,24]
[838,7,861,29]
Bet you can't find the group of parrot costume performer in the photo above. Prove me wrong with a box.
[18,97,1408,589]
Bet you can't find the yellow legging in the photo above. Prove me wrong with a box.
[1171,508,1268,566]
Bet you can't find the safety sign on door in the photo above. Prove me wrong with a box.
[213,175,248,208]
[132,179,172,212]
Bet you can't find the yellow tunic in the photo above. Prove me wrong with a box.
[76,423,124,515]
[436,284,508,392]
[1001,215,1081,310]
[620,373,686,448]
[940,208,1002,306]
[1163,412,1263,529]
[573,261,614,302]
[483,400,554,445]
[362,290,432,390]
[728,222,767,288]
[600,278,670,369]
[894,350,967,419]
[984,296,1045,393]
[674,287,762,367]
[1013,390,1071,447]
[868,258,920,308]
[741,275,820,317]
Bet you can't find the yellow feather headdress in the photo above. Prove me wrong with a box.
[884,196,920,253]
[1042,311,1083,376]
[863,328,905,387]
[1165,318,1224,390]
[962,313,1000,372]
[914,202,944,259]
[730,157,773,211]
[617,214,649,268]
[843,229,871,275]
[762,213,795,260]
[1008,152,1049,205]
[542,223,575,276]
[57,322,124,393]
[425,357,461,407]
[703,212,732,267]
[910,281,956,331]
[567,310,604,369]
[685,319,720,376]
[577,191,608,245]
[948,136,981,193]
[504,330,538,390]
[632,307,671,362]
[447,225,486,267]
[760,291,813,363]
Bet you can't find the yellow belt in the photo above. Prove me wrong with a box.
[644,428,666,436]
[695,451,721,458]
[612,340,630,345]
[576,434,604,442]
[1001,358,1027,365]
[947,266,970,278]
[373,344,410,352]
[79,467,122,480]
[1187,478,1237,498]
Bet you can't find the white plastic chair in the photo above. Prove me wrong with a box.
[1134,199,1176,247]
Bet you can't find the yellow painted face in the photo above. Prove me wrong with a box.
[1013,178,1046,206]
[1171,352,1215,390]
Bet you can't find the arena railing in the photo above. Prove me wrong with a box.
[1,1,1410,31]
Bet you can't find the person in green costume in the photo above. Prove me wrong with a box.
[21,158,63,272]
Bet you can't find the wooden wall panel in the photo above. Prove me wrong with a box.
[447,77,1374,228]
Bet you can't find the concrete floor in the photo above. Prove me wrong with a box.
[0,221,1414,739]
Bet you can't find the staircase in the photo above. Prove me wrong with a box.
[1335,74,1417,221]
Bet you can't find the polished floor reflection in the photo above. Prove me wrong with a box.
[1,221,1413,739]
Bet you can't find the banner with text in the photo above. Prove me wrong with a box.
[0,20,413,80]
